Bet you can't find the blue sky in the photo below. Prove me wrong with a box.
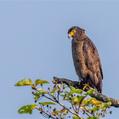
[0,1,119,119]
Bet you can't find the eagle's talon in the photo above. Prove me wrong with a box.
[83,84,91,91]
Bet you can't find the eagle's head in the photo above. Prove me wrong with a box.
[68,26,85,40]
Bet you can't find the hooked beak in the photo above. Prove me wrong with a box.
[68,29,76,39]
[68,33,73,39]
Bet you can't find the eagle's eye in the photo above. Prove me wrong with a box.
[68,29,76,39]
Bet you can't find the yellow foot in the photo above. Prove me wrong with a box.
[83,84,91,90]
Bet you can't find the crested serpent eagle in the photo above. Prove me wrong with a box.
[68,26,103,93]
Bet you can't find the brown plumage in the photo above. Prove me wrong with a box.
[68,26,103,93]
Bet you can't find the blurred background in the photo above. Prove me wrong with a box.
[0,0,119,119]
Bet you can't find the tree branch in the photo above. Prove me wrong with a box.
[53,76,119,108]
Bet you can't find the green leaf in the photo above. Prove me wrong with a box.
[33,89,48,102]
[87,117,98,119]
[50,87,58,96]
[73,115,81,119]
[36,89,48,95]
[101,102,111,111]
[90,98,102,106]
[15,79,32,86]
[39,101,55,106]
[70,86,83,94]
[18,104,37,114]
[34,89,48,97]
[35,79,49,86]
[82,98,92,106]
[34,95,40,102]
[91,106,100,112]
[87,89,95,95]
[62,93,71,101]
[72,96,85,105]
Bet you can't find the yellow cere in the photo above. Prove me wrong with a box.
[69,29,76,38]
